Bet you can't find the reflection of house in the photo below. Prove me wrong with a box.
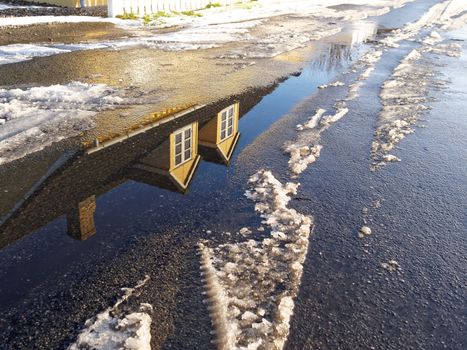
[199,103,240,165]
[128,121,201,193]
[0,84,277,248]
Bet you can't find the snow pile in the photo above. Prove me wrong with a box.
[68,276,152,350]
[372,32,462,170]
[0,82,126,165]
[199,170,312,350]
[319,106,349,126]
[296,108,325,131]
[422,31,443,45]
[381,0,467,47]
[283,143,322,177]
[318,81,345,89]
[358,226,372,238]
[346,50,383,100]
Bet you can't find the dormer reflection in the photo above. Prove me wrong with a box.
[198,103,241,166]
[0,96,249,247]
[127,121,201,194]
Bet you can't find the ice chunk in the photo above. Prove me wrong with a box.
[358,226,372,238]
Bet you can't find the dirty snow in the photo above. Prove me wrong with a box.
[68,276,152,350]
[381,0,467,47]
[284,103,349,177]
[199,170,312,350]
[319,107,349,127]
[371,31,463,170]
[283,143,322,177]
[358,226,372,238]
[346,49,383,100]
[296,108,325,131]
[0,82,128,165]
[319,81,345,89]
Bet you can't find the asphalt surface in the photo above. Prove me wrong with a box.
[0,1,465,349]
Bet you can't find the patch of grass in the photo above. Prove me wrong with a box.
[181,10,203,17]
[116,12,138,20]
[143,14,152,25]
[206,2,221,8]
[153,11,172,18]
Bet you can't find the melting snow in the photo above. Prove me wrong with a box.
[199,170,312,350]
[358,226,372,238]
[68,276,152,350]
[371,30,462,170]
[318,81,345,89]
[381,260,401,273]
[296,108,326,131]
[0,82,127,165]
[283,143,322,177]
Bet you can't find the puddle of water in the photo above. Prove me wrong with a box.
[0,35,369,310]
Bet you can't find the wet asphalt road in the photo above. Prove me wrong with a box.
[0,1,466,349]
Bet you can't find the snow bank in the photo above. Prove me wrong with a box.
[371,32,462,170]
[283,143,322,176]
[199,170,312,350]
[296,108,325,131]
[318,81,345,89]
[0,82,127,165]
[68,276,152,350]
[381,0,467,48]
[319,107,348,126]
[346,49,382,101]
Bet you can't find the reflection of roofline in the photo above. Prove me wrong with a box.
[199,132,241,165]
[129,154,201,194]
[0,83,280,248]
[86,104,207,155]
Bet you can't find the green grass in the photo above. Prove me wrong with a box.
[181,10,203,17]
[116,12,138,20]
[206,2,221,8]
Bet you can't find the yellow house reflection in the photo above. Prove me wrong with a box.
[65,103,242,241]
[199,103,240,165]
[128,121,201,194]
[0,96,251,246]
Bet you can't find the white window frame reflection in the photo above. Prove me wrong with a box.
[174,124,193,167]
[220,104,235,142]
